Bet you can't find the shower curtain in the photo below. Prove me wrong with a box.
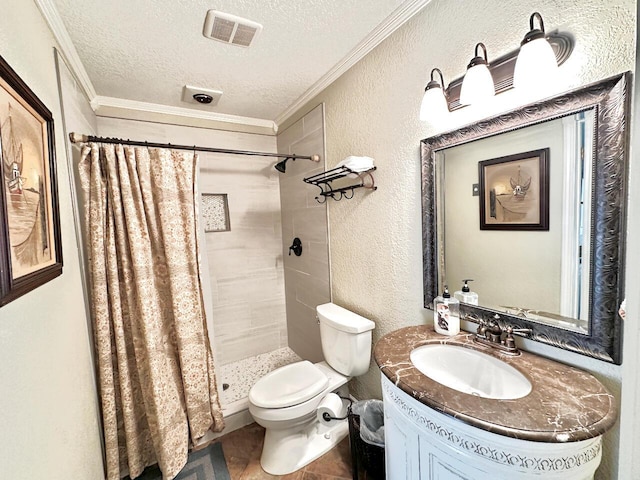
[78,143,224,480]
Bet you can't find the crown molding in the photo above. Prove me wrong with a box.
[35,0,276,134]
[94,96,277,135]
[274,0,432,127]
[35,0,97,101]
[36,0,428,134]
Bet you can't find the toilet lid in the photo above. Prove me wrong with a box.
[249,361,329,408]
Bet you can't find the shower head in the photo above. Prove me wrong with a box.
[275,154,320,173]
[275,157,291,173]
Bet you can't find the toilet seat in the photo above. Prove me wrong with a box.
[249,360,329,408]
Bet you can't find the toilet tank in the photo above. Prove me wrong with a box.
[316,303,375,376]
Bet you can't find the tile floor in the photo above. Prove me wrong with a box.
[216,422,359,480]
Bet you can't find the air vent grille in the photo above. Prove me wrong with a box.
[232,24,258,47]
[211,17,235,43]
[203,10,262,48]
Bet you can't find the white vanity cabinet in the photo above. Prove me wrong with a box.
[383,396,419,479]
[382,376,602,480]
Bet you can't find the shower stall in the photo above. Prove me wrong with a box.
[63,98,330,433]
[203,104,331,419]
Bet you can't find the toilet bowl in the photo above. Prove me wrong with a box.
[248,303,375,475]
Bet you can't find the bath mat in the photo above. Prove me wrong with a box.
[134,442,231,480]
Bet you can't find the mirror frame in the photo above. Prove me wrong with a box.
[421,73,630,364]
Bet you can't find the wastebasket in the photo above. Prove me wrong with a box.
[348,400,385,480]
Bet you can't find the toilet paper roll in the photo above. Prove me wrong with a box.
[316,393,347,426]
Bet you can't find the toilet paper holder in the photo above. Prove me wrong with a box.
[321,395,352,422]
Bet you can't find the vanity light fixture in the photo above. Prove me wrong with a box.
[513,12,559,92]
[460,43,495,106]
[420,68,449,121]
[418,14,574,117]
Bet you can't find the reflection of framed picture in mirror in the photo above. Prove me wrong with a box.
[478,148,549,230]
[0,55,62,306]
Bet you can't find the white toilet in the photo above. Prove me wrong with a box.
[248,302,375,475]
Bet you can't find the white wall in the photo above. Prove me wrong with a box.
[0,1,104,478]
[96,117,286,365]
[56,47,98,339]
[279,1,635,479]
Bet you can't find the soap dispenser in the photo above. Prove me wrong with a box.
[454,279,478,305]
[433,286,460,336]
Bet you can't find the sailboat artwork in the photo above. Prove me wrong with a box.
[0,102,52,279]
[0,54,61,306]
[0,81,57,283]
[479,148,549,231]
[488,163,535,222]
[2,105,28,198]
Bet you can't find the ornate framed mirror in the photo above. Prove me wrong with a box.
[421,73,630,364]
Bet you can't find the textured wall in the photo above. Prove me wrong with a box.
[277,105,330,362]
[0,1,104,478]
[96,117,285,365]
[279,1,635,479]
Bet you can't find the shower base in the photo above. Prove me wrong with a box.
[218,347,302,416]
[196,347,302,447]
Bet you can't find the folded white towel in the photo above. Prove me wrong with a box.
[337,156,375,176]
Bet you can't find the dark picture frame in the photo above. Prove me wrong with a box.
[478,148,549,230]
[0,55,62,306]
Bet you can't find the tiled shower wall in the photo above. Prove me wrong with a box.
[199,149,287,364]
[276,104,331,362]
[95,117,288,365]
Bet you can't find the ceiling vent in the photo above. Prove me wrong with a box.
[203,10,263,47]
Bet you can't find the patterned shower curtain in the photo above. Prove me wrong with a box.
[78,143,224,480]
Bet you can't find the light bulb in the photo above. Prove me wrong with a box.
[513,12,559,94]
[460,64,495,106]
[460,43,495,106]
[420,86,448,121]
[514,37,558,92]
[419,68,449,121]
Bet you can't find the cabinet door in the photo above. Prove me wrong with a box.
[419,438,495,480]
[385,410,409,479]
[384,407,419,479]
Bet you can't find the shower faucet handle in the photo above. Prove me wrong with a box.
[288,237,303,256]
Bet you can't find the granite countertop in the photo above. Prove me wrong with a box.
[374,325,617,442]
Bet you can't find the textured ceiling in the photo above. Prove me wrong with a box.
[53,0,406,120]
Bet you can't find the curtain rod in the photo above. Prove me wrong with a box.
[68,132,321,162]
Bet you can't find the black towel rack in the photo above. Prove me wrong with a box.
[303,166,377,203]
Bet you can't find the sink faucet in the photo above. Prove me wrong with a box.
[474,314,532,355]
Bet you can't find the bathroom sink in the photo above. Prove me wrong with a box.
[409,344,532,400]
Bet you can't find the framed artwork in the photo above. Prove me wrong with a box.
[478,148,549,231]
[0,55,62,306]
